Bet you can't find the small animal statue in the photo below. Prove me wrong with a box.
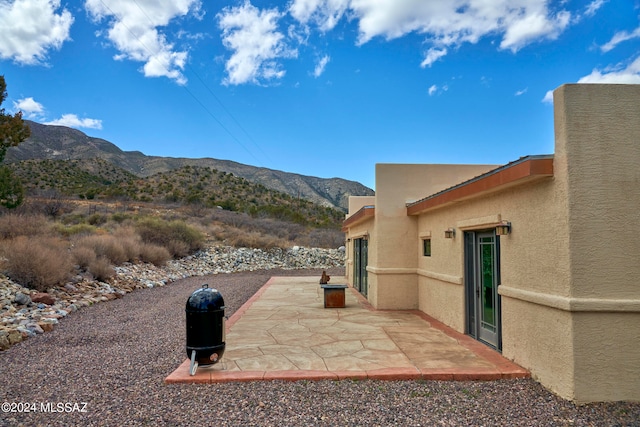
[319,270,331,284]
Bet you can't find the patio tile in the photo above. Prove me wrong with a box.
[165,276,529,384]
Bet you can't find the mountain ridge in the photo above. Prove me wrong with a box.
[5,121,374,210]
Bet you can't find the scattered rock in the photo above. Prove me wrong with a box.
[32,292,56,305]
[27,323,44,334]
[14,292,31,306]
[38,322,55,332]
[7,330,22,345]
[0,244,345,351]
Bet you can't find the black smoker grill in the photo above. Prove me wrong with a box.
[185,284,226,376]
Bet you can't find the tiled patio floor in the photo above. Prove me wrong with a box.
[165,276,529,384]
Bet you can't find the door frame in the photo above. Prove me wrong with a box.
[464,230,502,350]
[353,237,368,297]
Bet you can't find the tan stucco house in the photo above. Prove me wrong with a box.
[342,84,640,403]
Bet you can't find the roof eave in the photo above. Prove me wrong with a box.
[342,205,375,231]
[407,156,554,216]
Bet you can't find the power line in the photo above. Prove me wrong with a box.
[98,0,268,165]
[129,0,270,160]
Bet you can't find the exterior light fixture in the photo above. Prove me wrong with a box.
[444,228,455,239]
[496,221,511,236]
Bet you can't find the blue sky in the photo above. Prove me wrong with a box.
[1,0,639,190]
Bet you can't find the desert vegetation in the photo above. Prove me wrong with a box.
[9,159,345,228]
[0,77,345,293]
[0,197,344,292]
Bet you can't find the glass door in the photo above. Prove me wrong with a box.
[353,238,368,297]
[465,231,501,350]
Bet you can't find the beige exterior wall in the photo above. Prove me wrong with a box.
[416,178,573,397]
[555,84,640,402]
[371,164,497,309]
[347,196,375,219]
[344,216,373,297]
[343,84,640,402]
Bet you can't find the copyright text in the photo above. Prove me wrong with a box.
[2,402,88,413]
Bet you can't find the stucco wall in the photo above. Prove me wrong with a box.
[413,84,640,402]
[502,299,575,399]
[557,84,640,299]
[372,164,496,309]
[572,312,640,402]
[343,84,640,402]
[555,84,640,402]
[344,217,374,295]
[414,178,573,395]
[347,196,375,218]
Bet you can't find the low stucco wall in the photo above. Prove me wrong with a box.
[417,275,464,331]
[368,268,418,309]
[501,298,575,399]
[572,312,640,402]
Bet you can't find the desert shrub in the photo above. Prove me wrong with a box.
[88,256,115,281]
[60,213,88,225]
[111,227,141,261]
[134,217,204,258]
[139,243,171,266]
[74,235,128,265]
[219,227,289,250]
[71,245,97,268]
[3,236,74,291]
[53,223,97,237]
[301,228,345,249]
[165,239,190,258]
[13,196,70,218]
[0,214,50,239]
[87,213,107,226]
[110,212,130,223]
[206,209,305,243]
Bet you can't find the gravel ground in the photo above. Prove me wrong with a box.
[1,267,639,427]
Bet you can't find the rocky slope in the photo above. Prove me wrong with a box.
[0,244,345,351]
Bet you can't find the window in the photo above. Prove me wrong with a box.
[422,238,431,257]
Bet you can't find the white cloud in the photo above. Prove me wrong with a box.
[84,0,200,84]
[313,55,330,77]
[515,88,528,96]
[600,26,640,53]
[542,56,640,104]
[0,0,73,65]
[13,97,44,118]
[218,2,297,85]
[217,1,577,84]
[577,56,640,84]
[347,0,571,54]
[500,9,570,51]
[421,47,447,68]
[289,0,350,32]
[44,114,103,130]
[428,84,448,96]
[585,0,607,17]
